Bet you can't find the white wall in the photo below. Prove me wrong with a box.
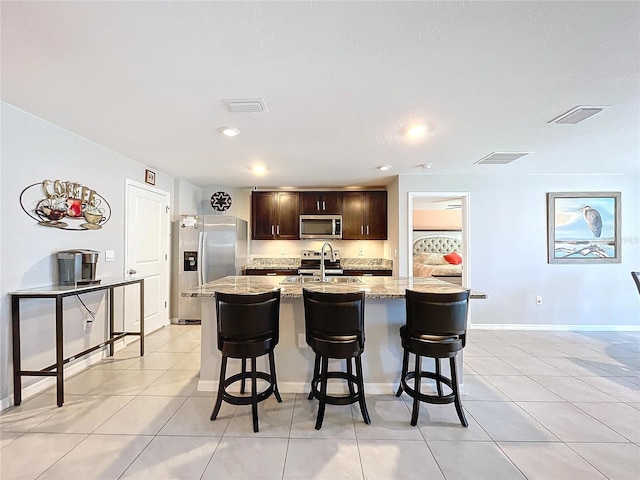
[395,174,640,328]
[0,103,175,407]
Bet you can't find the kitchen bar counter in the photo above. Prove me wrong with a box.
[185,276,485,393]
[183,275,486,299]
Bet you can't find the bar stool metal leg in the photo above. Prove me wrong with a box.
[315,355,330,430]
[211,356,227,421]
[411,353,422,426]
[355,355,370,424]
[251,357,259,433]
[308,353,320,400]
[240,358,247,394]
[396,349,409,397]
[450,357,468,427]
[435,358,443,397]
[269,350,282,403]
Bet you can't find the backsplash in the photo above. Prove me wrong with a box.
[248,257,392,270]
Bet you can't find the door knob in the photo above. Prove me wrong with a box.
[128,269,137,275]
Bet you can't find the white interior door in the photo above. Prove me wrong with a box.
[125,180,170,334]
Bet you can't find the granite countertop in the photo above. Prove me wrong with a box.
[182,275,486,299]
[247,257,393,271]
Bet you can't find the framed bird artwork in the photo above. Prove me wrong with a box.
[547,192,621,263]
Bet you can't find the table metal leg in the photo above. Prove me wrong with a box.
[139,279,145,356]
[55,296,64,407]
[109,286,115,356]
[12,296,22,406]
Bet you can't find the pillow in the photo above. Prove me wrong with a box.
[443,251,462,265]
[422,253,449,265]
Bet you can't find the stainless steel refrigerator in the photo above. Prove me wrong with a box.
[171,214,248,324]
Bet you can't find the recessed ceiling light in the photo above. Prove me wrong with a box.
[377,165,392,171]
[251,165,267,175]
[407,125,427,137]
[219,126,240,137]
[421,163,433,169]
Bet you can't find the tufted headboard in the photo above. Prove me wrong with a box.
[413,236,461,255]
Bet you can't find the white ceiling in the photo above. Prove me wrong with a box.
[2,1,638,189]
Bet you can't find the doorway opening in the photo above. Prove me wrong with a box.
[408,192,469,287]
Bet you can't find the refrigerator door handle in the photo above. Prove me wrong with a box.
[198,231,205,286]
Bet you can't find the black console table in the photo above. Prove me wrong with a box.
[11,277,144,407]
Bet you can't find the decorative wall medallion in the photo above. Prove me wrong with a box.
[210,191,232,212]
[20,180,111,230]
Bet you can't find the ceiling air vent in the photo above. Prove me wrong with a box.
[548,106,606,124]
[474,152,531,165]
[223,98,268,113]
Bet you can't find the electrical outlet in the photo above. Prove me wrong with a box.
[280,247,286,256]
[298,333,307,348]
[359,247,364,256]
[536,296,543,305]
[83,315,92,331]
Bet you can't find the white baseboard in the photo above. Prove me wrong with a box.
[470,324,640,332]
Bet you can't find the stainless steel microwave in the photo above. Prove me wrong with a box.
[299,215,342,239]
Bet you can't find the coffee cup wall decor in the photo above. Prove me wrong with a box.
[20,180,112,230]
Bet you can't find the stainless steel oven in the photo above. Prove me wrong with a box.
[298,249,343,275]
[299,215,342,239]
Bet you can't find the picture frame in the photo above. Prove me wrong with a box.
[145,169,156,186]
[547,192,621,264]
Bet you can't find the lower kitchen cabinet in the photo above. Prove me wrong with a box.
[245,268,298,276]
[344,269,392,276]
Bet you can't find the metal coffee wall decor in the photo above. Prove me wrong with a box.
[20,180,112,230]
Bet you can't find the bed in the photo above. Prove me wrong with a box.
[412,235,463,284]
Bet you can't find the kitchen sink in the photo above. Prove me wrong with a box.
[279,276,363,284]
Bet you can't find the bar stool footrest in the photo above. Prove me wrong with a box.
[401,371,455,405]
[220,371,274,406]
[310,371,362,406]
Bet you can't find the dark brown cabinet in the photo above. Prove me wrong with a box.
[300,192,343,214]
[251,191,300,240]
[343,269,392,276]
[245,268,299,276]
[342,191,387,240]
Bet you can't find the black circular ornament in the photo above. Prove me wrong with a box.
[210,191,232,212]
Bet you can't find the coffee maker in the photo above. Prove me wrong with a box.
[57,249,100,285]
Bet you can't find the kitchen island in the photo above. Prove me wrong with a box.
[183,276,486,393]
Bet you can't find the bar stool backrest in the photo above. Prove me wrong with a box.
[405,289,470,339]
[303,289,366,349]
[632,272,640,296]
[215,290,281,351]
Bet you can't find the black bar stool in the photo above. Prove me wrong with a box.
[210,290,282,433]
[302,288,370,430]
[396,289,470,427]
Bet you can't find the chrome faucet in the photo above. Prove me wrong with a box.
[320,241,336,282]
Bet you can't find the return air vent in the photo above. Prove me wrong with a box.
[548,106,606,124]
[223,98,268,113]
[474,152,531,165]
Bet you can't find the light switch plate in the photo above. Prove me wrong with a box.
[105,250,115,262]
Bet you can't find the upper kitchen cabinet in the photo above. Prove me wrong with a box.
[342,191,388,240]
[251,191,300,240]
[299,192,343,214]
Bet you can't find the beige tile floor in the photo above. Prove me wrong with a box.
[1,325,639,479]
